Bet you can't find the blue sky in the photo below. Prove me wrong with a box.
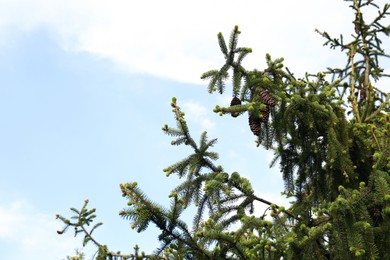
[0,0,389,259]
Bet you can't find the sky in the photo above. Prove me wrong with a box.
[0,0,389,259]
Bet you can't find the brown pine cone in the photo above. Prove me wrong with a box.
[230,96,242,117]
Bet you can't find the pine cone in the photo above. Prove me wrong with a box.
[248,114,261,136]
[260,90,276,107]
[230,96,242,117]
[370,207,383,226]
[260,106,270,123]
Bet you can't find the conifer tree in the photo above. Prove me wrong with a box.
[57,0,390,259]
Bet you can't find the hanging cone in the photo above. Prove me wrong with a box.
[230,96,242,117]
[369,206,383,226]
[248,114,261,136]
[260,106,270,123]
[260,90,276,107]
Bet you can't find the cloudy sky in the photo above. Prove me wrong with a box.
[0,0,389,259]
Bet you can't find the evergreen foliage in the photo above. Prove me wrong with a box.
[65,249,86,260]
[57,0,390,259]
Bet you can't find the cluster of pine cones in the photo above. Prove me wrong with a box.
[230,90,276,136]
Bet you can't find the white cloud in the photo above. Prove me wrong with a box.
[0,199,95,260]
[0,0,388,84]
[182,100,215,130]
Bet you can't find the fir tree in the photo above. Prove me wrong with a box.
[57,0,390,259]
